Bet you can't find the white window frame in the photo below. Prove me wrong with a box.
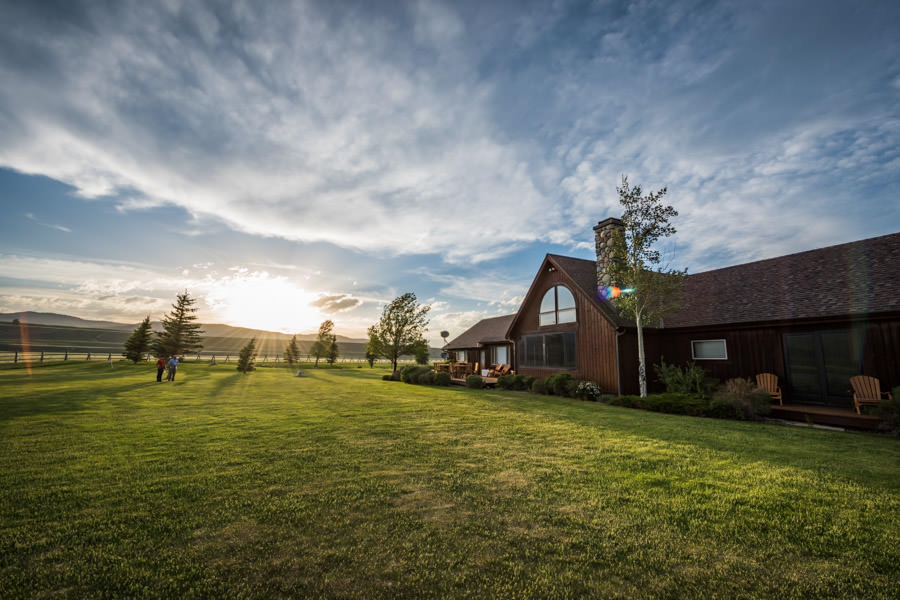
[539,285,577,327]
[691,339,728,360]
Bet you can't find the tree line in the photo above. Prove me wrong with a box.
[123,290,434,375]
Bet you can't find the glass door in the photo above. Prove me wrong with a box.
[784,329,861,407]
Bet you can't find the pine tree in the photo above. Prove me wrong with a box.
[326,335,339,365]
[152,291,204,358]
[236,338,257,373]
[284,335,300,367]
[123,315,153,363]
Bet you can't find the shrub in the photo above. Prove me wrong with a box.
[497,374,516,389]
[608,393,708,416]
[654,358,718,397]
[708,378,773,421]
[433,372,452,386]
[401,365,432,384]
[575,380,604,402]
[875,386,900,436]
[545,373,574,397]
[530,378,547,395]
[417,370,435,385]
[466,374,484,389]
[382,374,393,381]
[520,375,535,391]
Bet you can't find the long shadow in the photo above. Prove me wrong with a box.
[483,390,900,492]
[0,379,165,422]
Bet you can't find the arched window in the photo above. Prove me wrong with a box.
[539,285,576,326]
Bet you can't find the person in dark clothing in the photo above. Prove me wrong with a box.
[156,356,166,382]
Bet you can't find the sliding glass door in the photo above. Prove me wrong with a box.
[784,329,863,407]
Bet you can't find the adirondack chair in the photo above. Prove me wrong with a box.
[755,373,782,405]
[849,375,892,415]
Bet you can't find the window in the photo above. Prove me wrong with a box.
[519,333,576,369]
[539,285,576,326]
[455,350,467,362]
[691,339,727,360]
[494,345,508,365]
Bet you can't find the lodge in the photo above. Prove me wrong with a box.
[444,218,900,426]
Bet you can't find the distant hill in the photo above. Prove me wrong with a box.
[0,311,440,358]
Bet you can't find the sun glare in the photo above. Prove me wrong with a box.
[204,272,322,333]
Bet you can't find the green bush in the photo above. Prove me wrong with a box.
[520,375,535,391]
[417,370,435,385]
[708,378,772,421]
[875,386,900,436]
[608,393,708,416]
[401,365,432,384]
[433,372,451,386]
[497,374,516,389]
[530,378,547,395]
[545,373,575,396]
[654,358,718,397]
[382,374,394,381]
[466,374,484,389]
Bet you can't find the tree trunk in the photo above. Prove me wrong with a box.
[636,311,647,398]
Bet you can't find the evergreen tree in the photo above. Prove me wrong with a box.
[311,320,334,368]
[152,291,204,358]
[411,338,430,365]
[326,335,339,365]
[123,315,153,363]
[284,335,300,367]
[367,293,430,373]
[236,338,257,373]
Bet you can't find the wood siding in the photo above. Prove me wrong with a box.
[509,263,621,393]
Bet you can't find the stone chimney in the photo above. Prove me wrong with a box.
[593,217,624,287]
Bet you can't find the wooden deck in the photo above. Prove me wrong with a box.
[769,403,881,430]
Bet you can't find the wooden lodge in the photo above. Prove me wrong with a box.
[444,218,900,427]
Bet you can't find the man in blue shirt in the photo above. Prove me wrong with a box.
[166,356,178,381]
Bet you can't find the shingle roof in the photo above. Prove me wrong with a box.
[665,232,900,328]
[545,232,900,330]
[444,314,516,350]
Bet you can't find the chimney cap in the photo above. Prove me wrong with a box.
[593,217,624,231]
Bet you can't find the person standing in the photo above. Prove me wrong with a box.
[167,355,178,381]
[156,356,166,382]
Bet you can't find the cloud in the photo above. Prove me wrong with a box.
[309,293,362,313]
[1,0,897,274]
[24,212,71,232]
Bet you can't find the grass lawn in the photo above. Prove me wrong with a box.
[1,362,898,598]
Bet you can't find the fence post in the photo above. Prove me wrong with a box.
[64,351,68,361]
[225,355,229,362]
[40,351,44,363]
[14,351,17,364]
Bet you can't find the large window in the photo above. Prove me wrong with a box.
[520,333,576,369]
[539,285,576,326]
[493,345,508,365]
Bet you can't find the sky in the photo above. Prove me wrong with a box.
[0,0,898,345]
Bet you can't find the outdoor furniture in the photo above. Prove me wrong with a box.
[849,375,892,415]
[755,373,782,405]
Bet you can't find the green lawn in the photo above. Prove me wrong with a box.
[1,362,898,598]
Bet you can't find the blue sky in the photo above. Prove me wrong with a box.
[1,0,898,344]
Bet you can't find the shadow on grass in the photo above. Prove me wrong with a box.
[484,390,900,492]
[0,379,163,422]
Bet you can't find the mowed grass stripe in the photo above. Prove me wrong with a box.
[1,362,898,598]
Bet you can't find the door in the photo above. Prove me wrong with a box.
[784,329,862,407]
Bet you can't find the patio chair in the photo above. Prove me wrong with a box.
[755,373,782,406]
[849,375,892,415]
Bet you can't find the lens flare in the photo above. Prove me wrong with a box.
[597,285,635,301]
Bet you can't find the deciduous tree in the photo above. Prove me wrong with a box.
[608,175,686,397]
[367,293,430,373]
[311,320,335,368]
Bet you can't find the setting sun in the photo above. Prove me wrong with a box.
[204,272,322,334]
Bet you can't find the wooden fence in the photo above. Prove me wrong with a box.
[0,350,413,366]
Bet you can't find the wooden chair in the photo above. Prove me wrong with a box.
[755,373,782,406]
[849,375,892,415]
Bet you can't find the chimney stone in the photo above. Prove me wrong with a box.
[593,217,624,287]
